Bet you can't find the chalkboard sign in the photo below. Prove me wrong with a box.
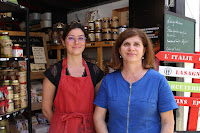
[164,10,195,53]
[10,36,43,55]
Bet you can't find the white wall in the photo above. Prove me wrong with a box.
[67,0,129,26]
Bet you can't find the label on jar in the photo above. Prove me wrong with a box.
[12,49,23,57]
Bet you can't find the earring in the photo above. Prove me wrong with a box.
[120,56,122,58]
[142,56,144,59]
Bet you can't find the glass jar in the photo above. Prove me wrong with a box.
[0,126,6,133]
[12,44,23,57]
[102,17,110,29]
[1,39,13,58]
[111,16,119,28]
[20,83,27,96]
[0,119,6,127]
[7,99,14,113]
[3,80,10,86]
[88,31,95,42]
[88,21,95,31]
[7,86,13,100]
[95,31,102,42]
[0,101,6,115]
[112,28,119,41]
[7,71,16,80]
[11,80,20,94]
[0,32,9,58]
[21,96,27,108]
[102,28,112,41]
[13,97,21,111]
[95,19,102,32]
[18,71,26,83]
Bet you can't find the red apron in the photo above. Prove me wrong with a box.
[49,57,95,133]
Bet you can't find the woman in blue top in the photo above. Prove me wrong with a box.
[93,28,178,133]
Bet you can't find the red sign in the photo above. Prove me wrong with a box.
[155,51,200,63]
[175,96,200,107]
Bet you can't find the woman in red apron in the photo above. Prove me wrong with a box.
[42,22,104,133]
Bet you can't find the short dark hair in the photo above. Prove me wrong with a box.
[110,28,155,70]
[62,22,87,40]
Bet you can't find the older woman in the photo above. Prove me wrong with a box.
[42,22,104,133]
[93,28,178,133]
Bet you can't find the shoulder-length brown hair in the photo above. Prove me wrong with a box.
[110,28,155,70]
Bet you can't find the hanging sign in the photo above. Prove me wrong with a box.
[156,51,200,63]
[159,66,200,79]
[175,96,200,107]
[168,81,200,93]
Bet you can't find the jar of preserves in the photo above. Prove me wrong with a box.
[95,31,102,42]
[102,17,110,29]
[0,119,6,127]
[88,21,95,31]
[95,19,102,31]
[20,83,27,96]
[11,80,20,94]
[18,71,26,83]
[13,97,21,111]
[21,96,27,108]
[7,86,13,100]
[12,44,23,57]
[3,80,10,86]
[88,31,95,42]
[0,126,6,133]
[0,101,6,115]
[7,99,14,113]
[112,28,119,41]
[102,28,112,41]
[0,32,9,57]
[111,16,119,28]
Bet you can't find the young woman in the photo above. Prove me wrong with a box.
[93,28,178,133]
[42,22,104,133]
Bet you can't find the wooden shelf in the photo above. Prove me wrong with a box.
[30,72,45,80]
[31,102,42,111]
[47,41,115,69]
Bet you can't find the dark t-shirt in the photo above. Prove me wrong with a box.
[44,60,104,89]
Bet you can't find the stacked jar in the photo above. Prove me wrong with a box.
[102,17,112,41]
[111,16,119,41]
[88,21,95,42]
[3,80,14,113]
[0,32,13,58]
[0,86,8,115]
[95,19,102,42]
[17,71,27,109]
[0,118,7,133]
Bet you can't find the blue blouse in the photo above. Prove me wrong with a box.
[94,69,178,133]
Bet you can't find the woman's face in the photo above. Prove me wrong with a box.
[62,28,86,56]
[119,35,145,64]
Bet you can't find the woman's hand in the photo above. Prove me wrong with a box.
[160,110,175,133]
[42,77,56,122]
[93,106,108,133]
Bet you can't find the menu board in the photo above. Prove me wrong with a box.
[164,10,195,53]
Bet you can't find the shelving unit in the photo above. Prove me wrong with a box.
[0,1,32,132]
[48,41,115,70]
